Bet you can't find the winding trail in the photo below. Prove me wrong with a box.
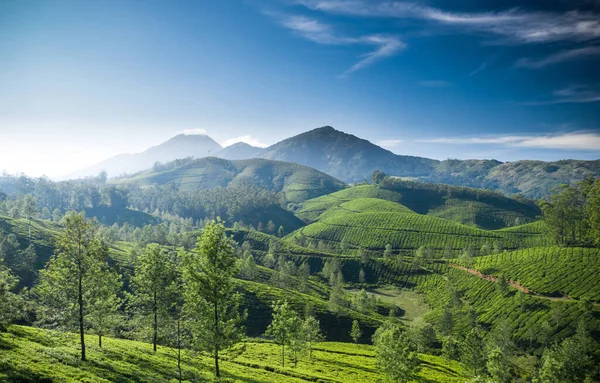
[448,264,582,303]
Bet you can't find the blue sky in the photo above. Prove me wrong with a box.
[0,0,598,177]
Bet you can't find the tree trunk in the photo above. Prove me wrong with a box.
[214,299,220,378]
[177,319,182,383]
[99,334,102,348]
[153,291,157,352]
[79,273,86,361]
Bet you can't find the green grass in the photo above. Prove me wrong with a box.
[354,287,430,321]
[473,246,600,301]
[0,325,469,383]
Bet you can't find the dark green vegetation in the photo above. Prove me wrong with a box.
[1,166,600,382]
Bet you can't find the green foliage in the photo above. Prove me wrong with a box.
[129,244,179,351]
[350,320,362,343]
[182,220,245,377]
[265,300,305,368]
[0,263,23,331]
[35,211,113,361]
[373,319,420,383]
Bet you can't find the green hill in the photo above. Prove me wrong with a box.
[296,184,540,230]
[0,325,469,383]
[114,157,347,204]
[292,205,548,253]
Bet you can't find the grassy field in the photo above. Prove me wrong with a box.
[0,325,469,383]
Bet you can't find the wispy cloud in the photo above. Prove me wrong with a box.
[516,46,600,68]
[522,85,600,105]
[297,1,600,44]
[418,80,452,87]
[418,132,600,150]
[221,135,269,148]
[469,61,489,76]
[178,128,208,135]
[276,14,405,75]
[376,139,404,148]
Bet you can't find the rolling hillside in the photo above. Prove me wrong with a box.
[296,184,541,230]
[114,157,347,203]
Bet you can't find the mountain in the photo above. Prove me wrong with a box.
[68,134,222,178]
[70,126,600,198]
[114,157,347,203]
[216,142,261,160]
[257,126,438,183]
[256,126,600,198]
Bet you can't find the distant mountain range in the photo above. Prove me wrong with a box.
[70,126,600,198]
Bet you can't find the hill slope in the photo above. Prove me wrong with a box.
[297,184,540,230]
[0,326,468,383]
[115,157,347,204]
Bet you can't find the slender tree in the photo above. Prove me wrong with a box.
[350,320,362,343]
[130,243,178,352]
[36,212,108,361]
[265,300,302,368]
[87,268,123,348]
[303,315,322,361]
[183,220,245,378]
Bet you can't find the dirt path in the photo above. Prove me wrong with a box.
[448,264,579,303]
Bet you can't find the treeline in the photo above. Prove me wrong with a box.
[540,178,600,247]
[0,172,284,228]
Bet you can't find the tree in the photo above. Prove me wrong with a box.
[303,316,322,361]
[383,244,393,260]
[352,288,370,313]
[408,318,436,353]
[265,300,303,368]
[537,336,592,383]
[328,273,347,317]
[487,347,512,383]
[130,244,179,352]
[461,328,487,376]
[0,263,23,331]
[373,320,420,383]
[266,220,276,234]
[22,194,37,241]
[439,306,454,336]
[240,250,257,280]
[36,211,109,361]
[371,170,386,185]
[359,268,366,283]
[496,274,509,296]
[350,320,362,343]
[277,226,285,238]
[182,220,245,378]
[87,268,123,348]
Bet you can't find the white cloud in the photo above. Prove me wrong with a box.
[418,80,452,87]
[469,61,489,76]
[523,85,600,105]
[276,15,405,75]
[178,128,208,135]
[297,1,600,44]
[419,132,600,150]
[221,135,269,148]
[376,139,404,148]
[516,46,600,68]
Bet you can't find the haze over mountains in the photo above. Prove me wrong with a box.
[71,126,600,198]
